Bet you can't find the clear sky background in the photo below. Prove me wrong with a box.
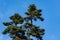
[0,0,60,40]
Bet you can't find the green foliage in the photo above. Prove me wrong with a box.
[3,22,13,26]
[25,4,44,22]
[10,13,24,24]
[2,4,45,40]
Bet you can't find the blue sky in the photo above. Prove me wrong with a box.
[0,0,60,40]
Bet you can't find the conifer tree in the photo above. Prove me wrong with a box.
[2,4,45,40]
